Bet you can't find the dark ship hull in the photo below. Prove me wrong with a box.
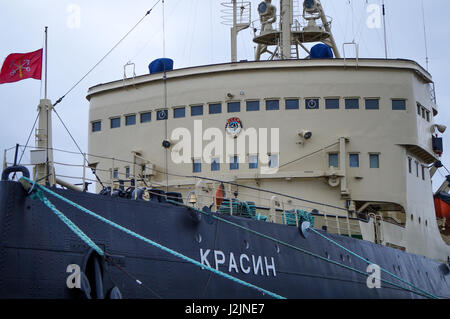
[0,179,449,299]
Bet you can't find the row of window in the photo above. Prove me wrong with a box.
[417,103,431,122]
[328,153,380,169]
[408,157,427,180]
[91,97,409,132]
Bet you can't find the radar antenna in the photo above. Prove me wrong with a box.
[253,0,340,61]
[221,0,251,62]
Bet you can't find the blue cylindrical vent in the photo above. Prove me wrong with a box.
[149,58,174,74]
[310,44,334,59]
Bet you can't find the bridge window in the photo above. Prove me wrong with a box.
[230,155,239,170]
[325,98,339,109]
[249,155,258,169]
[125,114,136,126]
[156,109,168,120]
[369,154,380,168]
[173,107,186,118]
[392,99,406,110]
[91,121,101,132]
[349,154,359,168]
[266,100,279,111]
[110,117,121,129]
[365,99,379,110]
[125,167,130,178]
[191,105,203,116]
[329,153,339,168]
[113,168,119,179]
[345,98,359,110]
[140,112,151,123]
[227,102,241,113]
[421,165,426,180]
[285,99,299,110]
[246,100,260,111]
[269,154,279,169]
[209,103,222,114]
[417,103,422,115]
[306,99,319,110]
[193,159,202,173]
[408,157,412,173]
[211,158,220,171]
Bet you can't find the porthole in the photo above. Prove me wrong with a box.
[411,214,414,221]
[419,217,422,224]
[325,251,330,259]
[347,255,351,263]
[275,244,280,254]
[244,240,250,250]
[425,220,428,227]
[340,254,344,262]
[195,233,202,244]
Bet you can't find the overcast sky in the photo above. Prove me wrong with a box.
[0,0,449,191]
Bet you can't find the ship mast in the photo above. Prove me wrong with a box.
[34,27,55,186]
[253,0,340,61]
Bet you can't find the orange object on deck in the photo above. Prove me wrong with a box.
[216,183,225,207]
[435,197,450,219]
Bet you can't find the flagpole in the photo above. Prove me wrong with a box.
[44,26,48,99]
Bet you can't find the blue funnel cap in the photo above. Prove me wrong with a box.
[310,44,334,59]
[149,58,174,74]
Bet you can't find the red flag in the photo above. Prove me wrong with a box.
[0,49,43,84]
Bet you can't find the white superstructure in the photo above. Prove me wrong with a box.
[84,1,449,262]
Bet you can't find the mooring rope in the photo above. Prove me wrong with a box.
[22,176,285,300]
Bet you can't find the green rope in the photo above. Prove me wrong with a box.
[22,177,285,300]
[31,188,104,256]
[309,227,439,299]
[166,199,439,299]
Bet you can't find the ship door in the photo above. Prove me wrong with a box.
[369,213,384,245]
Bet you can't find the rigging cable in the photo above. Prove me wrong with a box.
[52,0,162,108]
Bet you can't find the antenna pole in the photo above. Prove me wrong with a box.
[44,26,48,99]
[382,0,388,59]
[421,0,429,70]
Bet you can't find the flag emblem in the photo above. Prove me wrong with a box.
[0,49,43,84]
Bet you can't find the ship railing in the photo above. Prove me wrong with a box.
[251,14,333,37]
[3,145,364,236]
[192,186,364,237]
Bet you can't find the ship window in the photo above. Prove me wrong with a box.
[156,109,168,120]
[110,117,121,129]
[227,102,241,113]
[249,155,258,169]
[345,99,359,109]
[285,99,299,110]
[266,100,279,111]
[140,112,152,123]
[365,99,379,110]
[325,99,339,109]
[426,110,430,122]
[125,114,136,126]
[191,105,203,116]
[246,100,260,112]
[415,161,419,177]
[417,103,422,115]
[211,158,220,171]
[269,154,279,169]
[305,99,319,110]
[329,153,339,168]
[173,107,186,118]
[230,155,239,170]
[408,157,412,173]
[125,167,130,178]
[113,168,119,179]
[209,103,222,114]
[369,154,380,168]
[193,159,202,173]
[92,121,101,132]
[392,99,406,110]
[421,165,425,180]
[349,154,359,168]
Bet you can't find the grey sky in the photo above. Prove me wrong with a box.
[0,0,448,190]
